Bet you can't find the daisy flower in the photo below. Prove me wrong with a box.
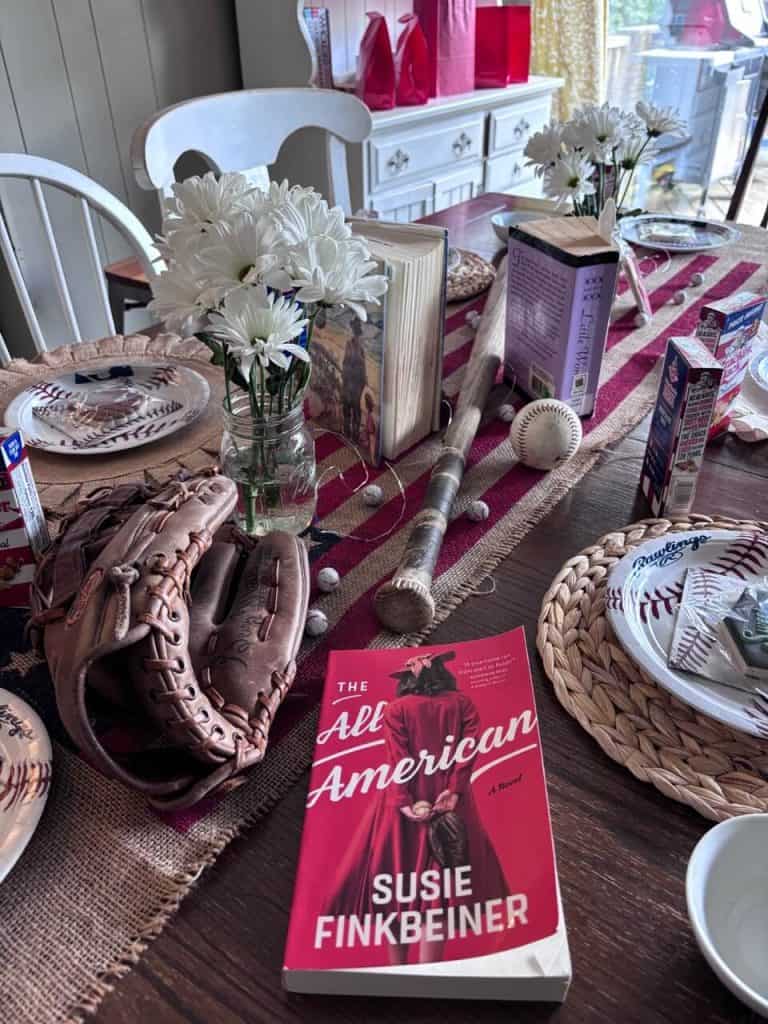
[161,171,253,240]
[543,153,597,207]
[148,260,213,334]
[290,237,389,321]
[564,103,625,163]
[523,122,564,174]
[272,191,352,249]
[208,285,309,379]
[636,101,685,138]
[196,213,293,296]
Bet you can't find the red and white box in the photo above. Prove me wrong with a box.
[283,627,571,1001]
[695,290,767,438]
[641,337,723,517]
[0,432,48,607]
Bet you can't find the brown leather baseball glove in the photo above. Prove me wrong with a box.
[30,470,310,809]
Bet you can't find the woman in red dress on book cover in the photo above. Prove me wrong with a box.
[323,651,510,965]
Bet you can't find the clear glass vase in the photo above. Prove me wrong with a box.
[220,394,317,536]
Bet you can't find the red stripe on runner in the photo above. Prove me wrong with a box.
[607,254,718,350]
[444,294,487,334]
[443,336,474,379]
[593,260,759,427]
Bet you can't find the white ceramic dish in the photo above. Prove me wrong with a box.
[619,213,740,253]
[0,688,52,883]
[4,361,209,455]
[491,210,548,243]
[687,814,768,1017]
[741,347,768,416]
[606,530,768,737]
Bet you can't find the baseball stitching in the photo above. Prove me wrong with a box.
[0,758,52,811]
[638,582,684,624]
[514,402,581,464]
[710,535,768,580]
[671,624,717,672]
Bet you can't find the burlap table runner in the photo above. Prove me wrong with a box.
[0,226,766,1024]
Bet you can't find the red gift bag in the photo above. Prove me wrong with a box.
[475,6,531,88]
[414,0,476,97]
[356,11,396,111]
[394,14,429,106]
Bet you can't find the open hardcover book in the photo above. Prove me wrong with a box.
[283,627,571,1001]
[306,220,447,464]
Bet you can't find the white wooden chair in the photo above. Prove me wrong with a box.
[0,153,162,361]
[131,87,373,214]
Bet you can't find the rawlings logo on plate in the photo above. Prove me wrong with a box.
[632,534,709,570]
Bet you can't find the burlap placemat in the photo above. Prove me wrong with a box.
[537,517,768,822]
[0,229,766,1023]
[0,334,225,505]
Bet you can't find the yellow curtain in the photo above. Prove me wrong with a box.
[531,0,608,120]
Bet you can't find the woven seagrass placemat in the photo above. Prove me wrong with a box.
[537,515,768,822]
[446,248,495,301]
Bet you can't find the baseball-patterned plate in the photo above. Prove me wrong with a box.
[4,362,209,455]
[606,530,768,737]
[0,688,52,883]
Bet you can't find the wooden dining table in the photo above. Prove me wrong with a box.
[95,194,768,1024]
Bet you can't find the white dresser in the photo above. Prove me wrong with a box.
[235,0,562,219]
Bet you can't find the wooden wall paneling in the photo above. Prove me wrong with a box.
[87,0,160,236]
[51,0,130,267]
[0,2,109,349]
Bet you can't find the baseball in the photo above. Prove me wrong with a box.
[305,607,329,637]
[497,403,516,423]
[467,499,490,522]
[317,567,340,593]
[362,483,384,507]
[509,399,583,470]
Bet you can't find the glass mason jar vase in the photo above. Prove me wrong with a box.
[219,394,317,536]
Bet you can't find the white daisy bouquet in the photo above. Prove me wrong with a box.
[523,101,686,217]
[149,173,389,417]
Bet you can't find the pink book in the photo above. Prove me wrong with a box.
[283,627,571,1000]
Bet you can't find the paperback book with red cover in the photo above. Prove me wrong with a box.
[283,627,571,1000]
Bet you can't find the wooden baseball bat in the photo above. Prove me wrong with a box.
[374,256,508,633]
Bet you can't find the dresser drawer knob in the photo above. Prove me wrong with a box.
[387,149,410,174]
[513,118,531,139]
[452,131,473,157]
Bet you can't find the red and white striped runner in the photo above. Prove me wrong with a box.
[286,246,766,715]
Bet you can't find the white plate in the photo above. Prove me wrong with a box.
[619,214,740,253]
[491,210,549,243]
[687,815,768,1017]
[606,530,768,737]
[0,688,52,883]
[4,362,210,455]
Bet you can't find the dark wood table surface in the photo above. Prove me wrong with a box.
[96,195,768,1024]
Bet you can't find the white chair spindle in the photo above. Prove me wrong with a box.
[0,200,48,354]
[0,330,11,366]
[79,197,116,335]
[31,178,82,344]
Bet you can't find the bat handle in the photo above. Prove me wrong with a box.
[374,448,464,633]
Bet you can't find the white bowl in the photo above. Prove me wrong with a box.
[687,814,768,1017]
[491,210,546,243]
